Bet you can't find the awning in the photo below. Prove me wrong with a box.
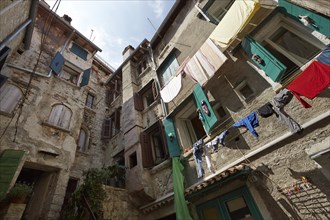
[210,0,261,50]
[139,163,250,214]
[184,38,227,86]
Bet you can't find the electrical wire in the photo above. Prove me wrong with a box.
[1,0,62,142]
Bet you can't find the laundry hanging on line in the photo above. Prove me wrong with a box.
[233,111,259,138]
[316,44,330,66]
[193,139,216,178]
[287,60,330,108]
[270,89,302,134]
[160,74,182,103]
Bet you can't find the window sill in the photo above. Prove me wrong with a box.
[137,66,151,78]
[84,106,96,114]
[142,100,159,113]
[150,158,171,174]
[42,121,70,133]
[0,110,14,118]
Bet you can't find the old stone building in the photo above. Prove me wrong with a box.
[107,0,330,219]
[1,0,330,219]
[0,1,114,219]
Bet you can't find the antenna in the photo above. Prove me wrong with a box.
[89,29,94,40]
[147,17,165,48]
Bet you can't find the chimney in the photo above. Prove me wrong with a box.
[62,14,72,24]
[122,45,135,61]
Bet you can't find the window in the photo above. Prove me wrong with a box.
[0,83,22,114]
[48,104,72,129]
[77,128,88,152]
[85,93,95,108]
[252,13,325,82]
[129,152,137,168]
[49,53,91,87]
[106,80,121,105]
[137,58,148,75]
[235,81,254,101]
[70,42,88,60]
[310,148,330,181]
[134,80,158,111]
[58,65,80,85]
[158,53,179,86]
[199,0,234,24]
[140,120,168,168]
[101,108,121,139]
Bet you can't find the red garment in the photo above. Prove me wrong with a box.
[287,61,330,108]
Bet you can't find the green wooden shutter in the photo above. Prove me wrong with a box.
[70,43,88,60]
[163,118,181,158]
[49,52,64,75]
[241,36,287,82]
[0,149,25,199]
[192,83,218,134]
[279,0,330,37]
[80,68,91,87]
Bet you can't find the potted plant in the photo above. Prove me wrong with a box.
[7,182,33,204]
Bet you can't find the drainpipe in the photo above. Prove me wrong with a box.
[0,19,32,51]
[24,0,39,50]
[148,43,168,117]
[7,30,76,78]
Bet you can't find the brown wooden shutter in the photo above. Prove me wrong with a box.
[115,108,121,132]
[140,132,153,168]
[134,92,144,111]
[158,119,168,157]
[152,80,159,100]
[106,88,115,104]
[102,119,112,139]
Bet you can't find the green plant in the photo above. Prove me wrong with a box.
[7,182,33,203]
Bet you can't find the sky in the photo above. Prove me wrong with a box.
[45,0,176,69]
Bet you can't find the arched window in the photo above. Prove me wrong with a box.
[78,128,88,152]
[48,104,72,129]
[0,83,23,114]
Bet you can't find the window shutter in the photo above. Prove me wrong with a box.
[0,46,11,72]
[241,36,287,82]
[80,68,91,87]
[163,117,181,158]
[192,83,218,134]
[0,74,8,88]
[78,129,87,151]
[134,92,144,111]
[102,119,112,139]
[49,52,64,75]
[158,119,168,157]
[106,88,114,104]
[60,107,71,129]
[115,108,121,131]
[152,80,159,100]
[0,149,25,199]
[140,132,153,168]
[70,43,88,60]
[279,0,330,37]
[0,84,22,113]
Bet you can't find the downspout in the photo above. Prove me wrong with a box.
[7,30,76,78]
[0,19,32,51]
[24,0,39,50]
[148,43,168,117]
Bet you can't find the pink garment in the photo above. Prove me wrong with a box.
[287,61,330,108]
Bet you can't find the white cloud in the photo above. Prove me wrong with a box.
[147,0,165,18]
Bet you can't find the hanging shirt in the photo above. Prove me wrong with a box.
[257,102,274,118]
[233,112,259,137]
[317,44,330,66]
[160,74,182,103]
[287,61,330,108]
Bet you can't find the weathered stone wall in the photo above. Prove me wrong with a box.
[0,0,31,53]
[102,185,140,220]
